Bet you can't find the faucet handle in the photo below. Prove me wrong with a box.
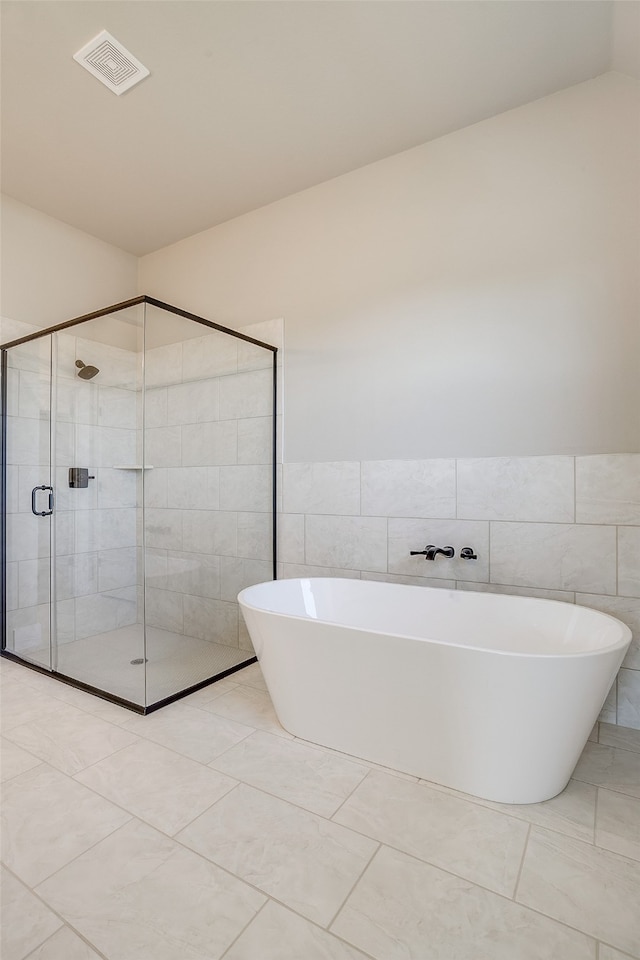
[460,546,477,560]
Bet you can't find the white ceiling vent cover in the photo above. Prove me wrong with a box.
[73,30,149,95]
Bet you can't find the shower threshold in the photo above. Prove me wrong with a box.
[4,625,254,713]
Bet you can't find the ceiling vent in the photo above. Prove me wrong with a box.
[73,30,149,96]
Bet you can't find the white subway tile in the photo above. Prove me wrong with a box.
[18,558,50,607]
[220,557,273,601]
[144,426,181,468]
[457,456,574,522]
[84,424,136,467]
[55,598,76,644]
[183,595,238,646]
[98,469,137,509]
[457,581,575,602]
[54,511,75,556]
[237,338,274,372]
[6,562,18,611]
[98,386,137,429]
[143,467,168,508]
[73,508,136,553]
[362,571,456,589]
[576,455,640,525]
[6,417,48,466]
[55,421,75,464]
[305,515,387,572]
[182,332,237,380]
[182,510,237,556]
[237,512,273,561]
[490,522,616,595]
[280,563,361,580]
[18,369,51,420]
[617,670,640,730]
[238,417,273,464]
[143,387,168,428]
[167,379,219,425]
[74,593,134,641]
[55,553,99,601]
[182,421,237,467]
[144,509,183,551]
[75,337,138,390]
[6,514,47,562]
[167,467,219,511]
[165,552,221,599]
[220,465,272,512]
[145,587,184,633]
[278,514,305,564]
[388,518,489,582]
[98,547,138,593]
[219,369,273,420]
[618,527,640,598]
[283,462,360,515]
[361,459,455,519]
[145,342,183,388]
[5,465,19,514]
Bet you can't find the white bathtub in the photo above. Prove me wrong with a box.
[238,578,631,803]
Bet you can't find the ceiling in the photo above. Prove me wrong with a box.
[0,1,630,256]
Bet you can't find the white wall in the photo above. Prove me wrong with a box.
[0,195,138,335]
[139,72,640,462]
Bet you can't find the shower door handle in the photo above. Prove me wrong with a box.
[31,485,54,517]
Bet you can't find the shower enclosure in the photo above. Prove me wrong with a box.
[1,296,277,712]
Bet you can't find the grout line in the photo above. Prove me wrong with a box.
[511,823,532,901]
[2,863,110,960]
[218,899,270,959]
[573,456,576,524]
[593,787,600,846]
[325,841,382,931]
[328,766,371,820]
[3,717,633,954]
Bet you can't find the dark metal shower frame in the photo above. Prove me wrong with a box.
[0,295,278,713]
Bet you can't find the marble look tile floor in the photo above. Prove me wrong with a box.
[1,654,639,960]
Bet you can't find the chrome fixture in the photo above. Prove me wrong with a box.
[410,544,455,561]
[460,547,478,560]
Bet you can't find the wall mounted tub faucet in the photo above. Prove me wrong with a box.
[410,545,455,561]
[460,547,478,560]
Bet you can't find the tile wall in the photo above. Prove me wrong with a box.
[142,320,279,650]
[277,454,640,729]
[2,313,281,661]
[4,329,140,652]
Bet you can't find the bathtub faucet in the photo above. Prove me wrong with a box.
[410,545,455,561]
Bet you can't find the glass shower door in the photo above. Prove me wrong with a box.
[2,336,54,670]
[50,313,146,707]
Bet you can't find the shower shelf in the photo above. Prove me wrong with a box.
[112,465,155,470]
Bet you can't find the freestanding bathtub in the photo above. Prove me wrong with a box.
[238,578,631,804]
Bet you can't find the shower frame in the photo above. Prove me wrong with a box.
[0,295,278,713]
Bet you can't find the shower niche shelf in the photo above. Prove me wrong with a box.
[112,464,155,470]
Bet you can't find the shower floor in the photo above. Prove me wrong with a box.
[12,625,252,709]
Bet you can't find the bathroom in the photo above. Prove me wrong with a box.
[1,2,639,958]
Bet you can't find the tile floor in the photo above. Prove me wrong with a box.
[1,654,639,960]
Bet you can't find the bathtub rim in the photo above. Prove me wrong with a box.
[238,578,632,661]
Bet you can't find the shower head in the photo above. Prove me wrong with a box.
[75,359,100,380]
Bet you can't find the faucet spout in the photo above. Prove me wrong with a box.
[410,545,455,561]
